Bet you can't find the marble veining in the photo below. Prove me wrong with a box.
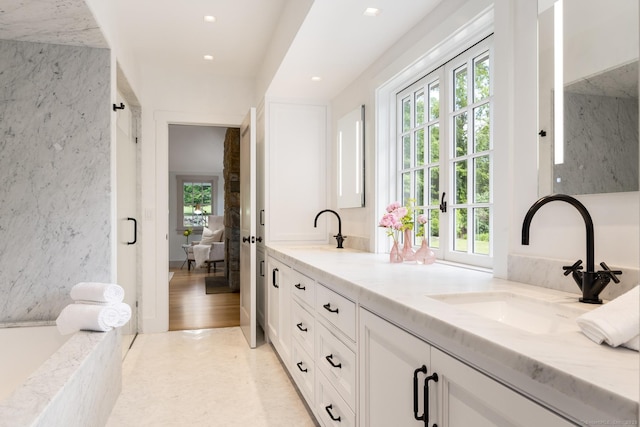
[0,0,107,48]
[508,253,639,301]
[0,328,121,427]
[555,64,639,195]
[268,244,639,424]
[0,39,111,322]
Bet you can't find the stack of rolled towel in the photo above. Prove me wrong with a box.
[576,285,639,351]
[56,282,132,335]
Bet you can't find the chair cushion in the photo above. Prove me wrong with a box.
[200,227,223,245]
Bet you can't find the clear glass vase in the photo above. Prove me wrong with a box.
[402,229,416,262]
[415,237,436,265]
[389,240,403,263]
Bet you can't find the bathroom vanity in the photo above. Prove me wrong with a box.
[265,244,639,426]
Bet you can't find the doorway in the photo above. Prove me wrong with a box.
[168,125,240,330]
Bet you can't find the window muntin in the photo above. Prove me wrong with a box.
[176,175,218,231]
[395,39,493,267]
[448,46,492,260]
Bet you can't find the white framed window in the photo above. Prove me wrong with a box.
[176,175,218,231]
[394,37,493,268]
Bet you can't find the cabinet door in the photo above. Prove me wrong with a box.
[359,309,432,427]
[266,257,281,346]
[431,348,576,427]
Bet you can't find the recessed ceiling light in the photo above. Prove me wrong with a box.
[363,7,381,17]
[203,54,214,61]
[204,15,216,23]
[311,76,322,82]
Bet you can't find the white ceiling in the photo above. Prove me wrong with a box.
[0,0,444,101]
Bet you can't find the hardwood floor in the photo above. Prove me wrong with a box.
[168,266,239,331]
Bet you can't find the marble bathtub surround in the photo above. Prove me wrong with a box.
[0,328,121,427]
[268,244,639,424]
[0,38,112,323]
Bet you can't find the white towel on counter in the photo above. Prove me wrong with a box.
[70,282,124,304]
[576,285,639,351]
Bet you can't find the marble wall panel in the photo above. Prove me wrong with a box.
[0,39,111,322]
[554,92,639,195]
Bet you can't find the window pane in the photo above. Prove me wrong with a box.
[429,82,440,120]
[454,208,468,252]
[429,209,439,249]
[402,96,411,132]
[183,181,212,227]
[454,112,468,157]
[453,66,467,110]
[473,103,490,152]
[474,156,490,203]
[416,169,425,206]
[415,128,425,166]
[402,172,411,204]
[429,166,439,206]
[402,134,411,169]
[454,160,467,204]
[429,124,439,163]
[474,53,490,102]
[474,207,490,255]
[415,90,425,125]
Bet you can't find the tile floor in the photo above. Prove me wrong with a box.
[107,327,317,426]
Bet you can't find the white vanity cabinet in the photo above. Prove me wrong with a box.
[266,255,291,363]
[359,308,577,427]
[359,308,433,427]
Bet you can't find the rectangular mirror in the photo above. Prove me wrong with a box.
[337,105,365,208]
[538,0,639,196]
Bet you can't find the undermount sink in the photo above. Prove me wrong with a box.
[430,291,589,335]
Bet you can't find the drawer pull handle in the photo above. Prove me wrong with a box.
[424,372,439,427]
[325,354,342,369]
[296,322,308,332]
[296,361,308,373]
[323,303,339,314]
[272,268,279,288]
[413,365,427,421]
[325,404,341,422]
[295,283,306,290]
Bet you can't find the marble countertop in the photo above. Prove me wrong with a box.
[267,244,639,424]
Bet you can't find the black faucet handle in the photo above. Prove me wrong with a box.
[599,262,622,284]
[562,260,583,276]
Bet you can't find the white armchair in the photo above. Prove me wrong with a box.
[187,215,225,273]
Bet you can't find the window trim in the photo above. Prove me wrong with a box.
[176,174,218,232]
[374,8,494,257]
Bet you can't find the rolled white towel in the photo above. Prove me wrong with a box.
[623,335,639,351]
[56,304,120,335]
[114,302,132,327]
[576,285,639,351]
[70,282,124,304]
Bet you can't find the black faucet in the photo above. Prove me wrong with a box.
[521,194,621,304]
[314,209,346,249]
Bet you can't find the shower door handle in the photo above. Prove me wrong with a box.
[127,217,137,245]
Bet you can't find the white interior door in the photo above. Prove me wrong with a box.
[240,108,257,348]
[116,90,138,350]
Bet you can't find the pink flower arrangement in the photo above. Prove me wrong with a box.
[416,214,428,237]
[379,199,421,241]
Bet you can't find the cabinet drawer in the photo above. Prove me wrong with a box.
[291,300,315,355]
[317,323,356,410]
[315,284,356,341]
[291,340,315,404]
[290,269,315,308]
[316,371,356,427]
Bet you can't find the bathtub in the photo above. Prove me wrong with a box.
[0,323,122,427]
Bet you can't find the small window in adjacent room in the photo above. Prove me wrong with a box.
[176,175,218,231]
